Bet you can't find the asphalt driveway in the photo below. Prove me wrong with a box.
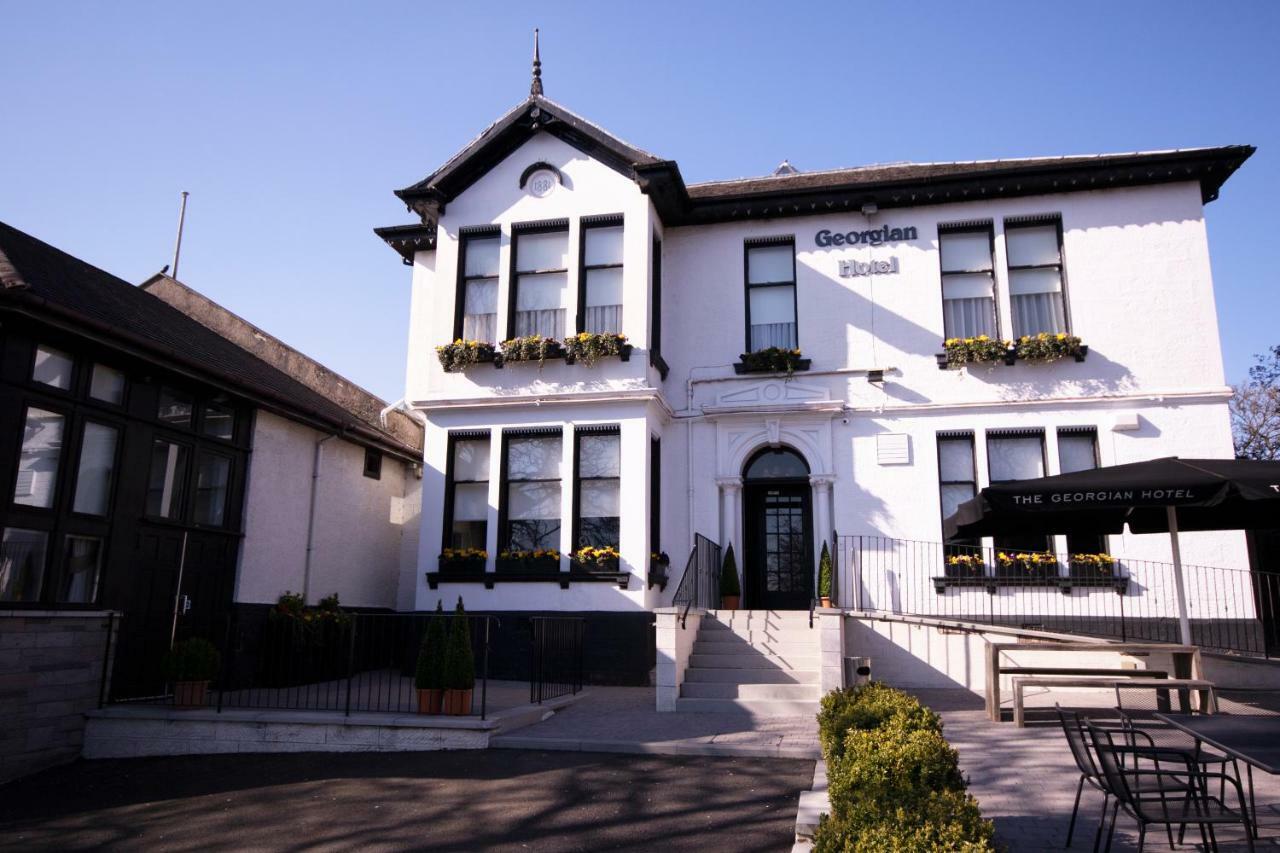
[0,750,813,852]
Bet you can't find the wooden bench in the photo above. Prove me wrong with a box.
[986,641,1201,722]
[1000,667,1169,679]
[1012,677,1218,727]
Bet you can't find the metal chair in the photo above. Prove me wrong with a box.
[1086,721,1254,852]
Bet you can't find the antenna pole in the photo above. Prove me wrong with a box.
[171,191,189,280]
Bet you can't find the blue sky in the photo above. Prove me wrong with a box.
[2,1,1277,400]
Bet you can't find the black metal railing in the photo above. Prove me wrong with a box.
[672,533,722,628]
[529,616,585,704]
[111,611,499,719]
[836,535,1280,658]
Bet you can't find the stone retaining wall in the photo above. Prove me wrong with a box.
[0,610,116,783]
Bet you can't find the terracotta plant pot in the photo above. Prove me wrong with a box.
[173,680,209,709]
[442,688,473,716]
[820,597,832,608]
[721,595,740,611]
[417,688,443,715]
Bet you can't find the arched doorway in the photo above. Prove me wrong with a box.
[742,447,814,610]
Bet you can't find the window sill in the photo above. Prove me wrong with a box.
[426,570,630,590]
[732,359,811,375]
[931,574,1127,596]
[935,345,1089,370]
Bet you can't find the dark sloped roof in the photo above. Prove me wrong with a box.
[0,221,421,458]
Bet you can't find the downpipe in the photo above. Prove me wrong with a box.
[303,433,337,603]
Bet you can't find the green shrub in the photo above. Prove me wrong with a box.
[818,541,833,600]
[162,638,221,682]
[442,597,475,690]
[719,545,740,597]
[814,682,994,852]
[415,601,445,690]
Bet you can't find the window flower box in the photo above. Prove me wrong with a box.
[937,336,1013,369]
[436,340,497,372]
[571,545,620,573]
[562,333,632,366]
[943,554,986,579]
[496,549,561,574]
[734,347,809,376]
[437,548,486,574]
[996,551,1060,579]
[495,336,565,368]
[648,551,671,590]
[1014,333,1088,363]
[1068,553,1116,579]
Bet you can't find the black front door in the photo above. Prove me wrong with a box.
[744,483,814,610]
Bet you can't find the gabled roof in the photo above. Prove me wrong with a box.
[0,221,421,459]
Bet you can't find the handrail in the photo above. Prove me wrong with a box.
[672,533,721,629]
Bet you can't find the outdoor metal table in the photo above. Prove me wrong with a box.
[1155,712,1280,839]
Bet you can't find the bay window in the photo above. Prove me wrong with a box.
[444,432,490,551]
[579,217,624,334]
[456,228,500,343]
[14,407,64,509]
[939,224,996,340]
[1006,216,1067,337]
[573,426,620,550]
[500,429,562,553]
[510,222,569,340]
[986,429,1051,560]
[745,238,797,351]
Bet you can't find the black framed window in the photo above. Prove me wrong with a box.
[88,363,126,405]
[939,222,997,339]
[578,215,624,334]
[32,344,74,390]
[71,421,119,516]
[938,431,979,553]
[1058,427,1105,555]
[60,535,102,603]
[454,228,501,343]
[744,237,797,351]
[573,426,620,549]
[0,527,49,602]
[443,431,490,551]
[986,428,1051,558]
[145,438,190,520]
[202,399,235,440]
[650,235,665,374]
[363,448,382,480]
[500,428,562,552]
[193,451,231,526]
[157,386,193,428]
[14,406,65,510]
[509,221,569,340]
[650,435,661,558]
[1006,215,1068,337]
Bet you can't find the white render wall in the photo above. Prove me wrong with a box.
[399,130,1249,617]
[237,410,421,609]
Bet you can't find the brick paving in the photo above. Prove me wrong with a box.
[916,688,1280,851]
[493,686,821,759]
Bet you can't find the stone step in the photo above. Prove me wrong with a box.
[692,640,817,656]
[699,624,815,641]
[684,667,819,685]
[688,652,819,670]
[674,697,820,716]
[680,682,821,700]
[704,613,812,627]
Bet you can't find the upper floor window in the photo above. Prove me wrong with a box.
[579,216,624,334]
[32,345,73,390]
[363,448,382,480]
[89,364,126,405]
[1006,216,1067,337]
[157,387,194,428]
[939,223,996,339]
[745,237,797,351]
[456,228,500,343]
[510,221,569,340]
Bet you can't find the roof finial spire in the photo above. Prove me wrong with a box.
[530,28,543,97]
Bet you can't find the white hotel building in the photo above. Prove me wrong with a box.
[376,73,1256,683]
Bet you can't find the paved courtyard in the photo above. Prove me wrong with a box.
[0,749,814,852]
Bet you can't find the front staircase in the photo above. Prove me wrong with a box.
[677,610,822,715]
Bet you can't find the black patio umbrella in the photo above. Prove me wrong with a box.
[942,457,1280,644]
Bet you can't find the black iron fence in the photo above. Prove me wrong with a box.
[672,533,722,627]
[530,616,584,703]
[836,535,1280,658]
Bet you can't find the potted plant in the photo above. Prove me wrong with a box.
[818,541,833,608]
[498,548,561,573]
[944,553,986,578]
[1013,332,1088,363]
[162,637,221,708]
[1069,552,1116,579]
[938,336,1013,368]
[648,551,671,590]
[719,545,741,610]
[438,547,486,574]
[572,545,620,572]
[435,339,497,372]
[441,597,475,716]
[996,551,1059,579]
[497,334,565,367]
[562,332,632,366]
[414,602,445,714]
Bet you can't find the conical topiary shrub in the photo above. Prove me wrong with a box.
[818,541,833,607]
[720,545,741,610]
[414,601,445,713]
[441,597,476,715]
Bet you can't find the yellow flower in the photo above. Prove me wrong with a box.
[1056,333,1067,341]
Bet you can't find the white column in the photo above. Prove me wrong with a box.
[717,477,742,555]
[811,475,834,574]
